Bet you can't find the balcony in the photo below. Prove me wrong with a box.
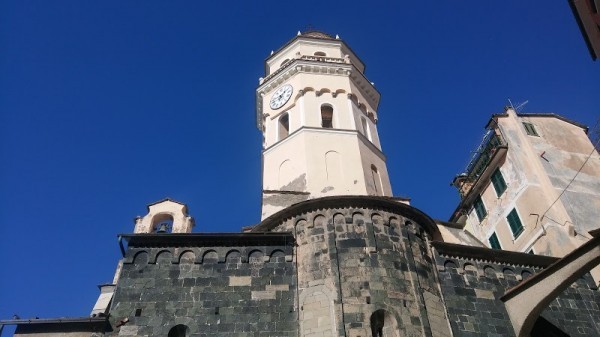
[453,128,508,199]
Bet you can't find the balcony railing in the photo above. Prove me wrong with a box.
[454,128,507,198]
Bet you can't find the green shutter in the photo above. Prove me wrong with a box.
[489,232,501,250]
[523,122,539,136]
[507,209,524,238]
[474,196,487,221]
[492,169,507,196]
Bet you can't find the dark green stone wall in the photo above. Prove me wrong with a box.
[436,252,600,337]
[108,244,297,337]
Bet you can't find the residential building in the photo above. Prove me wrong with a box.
[450,107,600,261]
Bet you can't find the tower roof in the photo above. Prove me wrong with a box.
[300,30,334,39]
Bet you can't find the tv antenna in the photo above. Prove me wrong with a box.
[507,98,529,112]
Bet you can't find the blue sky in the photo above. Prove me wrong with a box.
[0,0,597,324]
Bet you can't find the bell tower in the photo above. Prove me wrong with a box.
[257,31,393,219]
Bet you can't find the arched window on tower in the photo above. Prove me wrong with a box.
[371,165,384,196]
[314,51,326,57]
[361,116,372,141]
[321,105,333,128]
[280,59,290,67]
[278,113,289,141]
[151,213,174,233]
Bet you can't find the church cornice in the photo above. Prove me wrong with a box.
[253,195,439,237]
[264,35,366,72]
[119,232,295,248]
[255,57,380,129]
[262,126,386,162]
[432,241,558,268]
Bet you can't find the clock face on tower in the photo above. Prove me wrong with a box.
[269,84,293,110]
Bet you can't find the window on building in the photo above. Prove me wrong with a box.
[489,232,501,250]
[280,59,290,67]
[371,165,383,196]
[491,168,507,196]
[151,214,174,233]
[314,51,326,56]
[522,122,539,136]
[361,116,371,140]
[321,105,333,128]
[507,208,524,238]
[474,195,487,222]
[278,113,289,140]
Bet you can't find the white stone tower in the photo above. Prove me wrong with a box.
[256,31,393,219]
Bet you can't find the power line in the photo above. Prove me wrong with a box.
[540,119,600,224]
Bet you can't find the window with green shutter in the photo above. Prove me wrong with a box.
[507,208,524,238]
[474,196,487,222]
[489,232,501,250]
[491,168,507,196]
[522,122,539,136]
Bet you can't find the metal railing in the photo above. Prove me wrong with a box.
[455,128,507,198]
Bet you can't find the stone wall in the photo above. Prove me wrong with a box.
[107,234,297,337]
[257,196,451,337]
[434,244,600,337]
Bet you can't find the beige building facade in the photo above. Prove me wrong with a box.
[450,107,600,261]
[256,31,393,219]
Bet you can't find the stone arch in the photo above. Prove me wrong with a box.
[295,219,308,244]
[444,260,458,271]
[353,211,365,234]
[463,263,478,274]
[501,236,600,337]
[155,250,173,264]
[317,88,332,95]
[302,86,316,94]
[503,267,516,275]
[178,250,195,264]
[370,309,399,337]
[371,213,384,226]
[299,286,336,336]
[312,214,326,228]
[483,265,497,277]
[225,250,241,262]
[270,249,285,262]
[333,212,345,225]
[150,212,174,233]
[202,250,218,264]
[248,250,264,263]
[132,251,149,264]
[334,88,346,96]
[167,324,189,337]
[388,217,400,236]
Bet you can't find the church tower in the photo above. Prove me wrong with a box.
[257,31,393,219]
